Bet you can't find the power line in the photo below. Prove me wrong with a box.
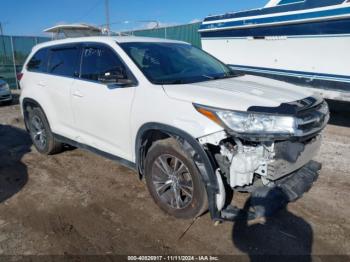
[76,0,103,22]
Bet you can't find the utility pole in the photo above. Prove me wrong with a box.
[105,0,110,35]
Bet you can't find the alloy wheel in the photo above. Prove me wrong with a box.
[30,115,47,149]
[151,154,194,209]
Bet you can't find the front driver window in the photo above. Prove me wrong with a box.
[81,45,128,84]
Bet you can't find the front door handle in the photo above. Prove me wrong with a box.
[72,91,84,98]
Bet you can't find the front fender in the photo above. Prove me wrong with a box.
[135,122,222,220]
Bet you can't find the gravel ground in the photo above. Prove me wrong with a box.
[0,93,349,260]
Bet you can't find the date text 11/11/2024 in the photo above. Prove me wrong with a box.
[127,256,220,261]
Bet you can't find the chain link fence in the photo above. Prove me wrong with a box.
[0,35,50,89]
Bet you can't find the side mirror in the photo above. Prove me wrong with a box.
[98,67,129,84]
[106,79,135,89]
[98,73,119,83]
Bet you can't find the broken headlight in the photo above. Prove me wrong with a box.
[195,104,296,136]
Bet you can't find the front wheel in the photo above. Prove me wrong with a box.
[144,138,208,219]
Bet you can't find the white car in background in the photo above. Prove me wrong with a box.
[0,78,13,105]
[19,37,329,222]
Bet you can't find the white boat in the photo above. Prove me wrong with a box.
[44,24,102,39]
[200,0,350,101]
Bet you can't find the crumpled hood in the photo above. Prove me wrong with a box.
[163,75,316,111]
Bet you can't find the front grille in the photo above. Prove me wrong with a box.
[295,101,329,137]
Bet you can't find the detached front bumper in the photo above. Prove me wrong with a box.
[221,160,321,221]
[275,160,321,202]
[236,160,321,220]
[213,134,322,189]
[197,97,329,222]
[267,135,322,181]
[199,130,324,222]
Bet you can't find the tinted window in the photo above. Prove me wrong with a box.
[120,42,236,85]
[81,45,128,83]
[27,48,48,72]
[48,46,80,77]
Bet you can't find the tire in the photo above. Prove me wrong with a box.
[144,138,208,219]
[27,107,63,155]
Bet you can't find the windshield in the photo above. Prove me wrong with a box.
[119,42,237,85]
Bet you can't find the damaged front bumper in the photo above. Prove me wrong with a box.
[195,97,329,222]
[221,160,321,221]
[201,131,322,189]
[221,161,321,221]
[268,135,322,181]
[198,131,323,222]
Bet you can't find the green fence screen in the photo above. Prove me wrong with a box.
[0,35,50,89]
[125,22,202,48]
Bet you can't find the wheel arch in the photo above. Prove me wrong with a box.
[22,98,51,131]
[135,122,221,219]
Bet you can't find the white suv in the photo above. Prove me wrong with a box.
[20,37,329,221]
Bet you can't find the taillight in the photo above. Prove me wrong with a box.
[17,73,23,81]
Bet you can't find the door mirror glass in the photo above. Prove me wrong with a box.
[106,78,134,89]
[98,66,127,83]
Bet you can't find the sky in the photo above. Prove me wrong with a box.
[1,0,267,36]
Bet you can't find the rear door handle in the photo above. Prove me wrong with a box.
[72,91,84,98]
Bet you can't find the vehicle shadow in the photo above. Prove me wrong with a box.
[326,99,350,128]
[0,124,31,203]
[231,190,313,262]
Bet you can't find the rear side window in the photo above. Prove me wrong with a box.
[80,45,128,82]
[27,48,48,72]
[48,46,80,77]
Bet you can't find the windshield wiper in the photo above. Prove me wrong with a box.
[157,79,186,85]
[211,71,243,81]
[156,71,244,85]
[202,75,215,80]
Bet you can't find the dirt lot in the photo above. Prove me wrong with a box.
[0,93,350,260]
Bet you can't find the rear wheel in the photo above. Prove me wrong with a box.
[144,138,208,219]
[27,107,62,155]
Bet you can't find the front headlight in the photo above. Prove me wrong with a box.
[194,104,296,136]
[0,83,10,91]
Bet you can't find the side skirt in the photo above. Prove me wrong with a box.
[53,134,137,171]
